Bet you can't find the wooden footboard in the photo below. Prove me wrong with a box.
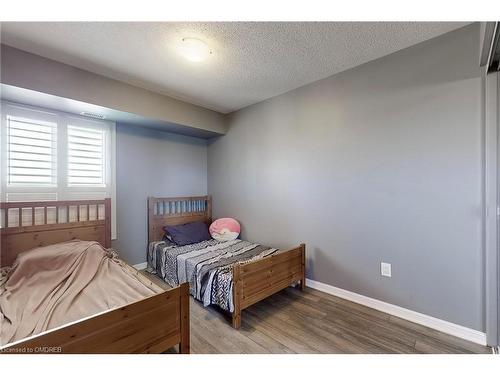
[1,283,190,354]
[232,243,305,329]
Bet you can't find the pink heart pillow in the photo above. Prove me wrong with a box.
[209,218,241,242]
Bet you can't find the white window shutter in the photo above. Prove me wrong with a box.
[67,125,106,187]
[7,116,57,186]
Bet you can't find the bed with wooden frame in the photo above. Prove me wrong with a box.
[0,198,190,354]
[148,195,306,329]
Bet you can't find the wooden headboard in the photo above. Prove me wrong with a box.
[148,196,212,242]
[0,198,111,267]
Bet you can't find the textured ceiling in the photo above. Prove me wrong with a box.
[1,22,469,113]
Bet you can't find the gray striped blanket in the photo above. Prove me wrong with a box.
[147,239,277,312]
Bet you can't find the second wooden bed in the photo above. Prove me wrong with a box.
[148,195,306,329]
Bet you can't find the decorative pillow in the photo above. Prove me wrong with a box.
[209,218,241,242]
[164,221,211,246]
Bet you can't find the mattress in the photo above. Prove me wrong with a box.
[0,240,162,346]
[147,239,277,312]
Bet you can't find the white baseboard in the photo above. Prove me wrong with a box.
[133,262,147,270]
[306,278,487,346]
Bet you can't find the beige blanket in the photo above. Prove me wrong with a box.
[0,240,161,346]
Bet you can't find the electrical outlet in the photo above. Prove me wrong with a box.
[381,262,392,277]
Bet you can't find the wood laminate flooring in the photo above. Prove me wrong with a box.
[140,271,491,354]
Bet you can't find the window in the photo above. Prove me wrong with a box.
[7,116,57,186]
[67,125,106,187]
[1,102,116,238]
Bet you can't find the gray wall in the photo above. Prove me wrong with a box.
[0,44,226,135]
[208,24,485,331]
[113,123,207,265]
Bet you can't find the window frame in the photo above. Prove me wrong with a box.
[0,101,117,239]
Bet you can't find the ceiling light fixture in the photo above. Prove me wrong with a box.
[179,38,212,62]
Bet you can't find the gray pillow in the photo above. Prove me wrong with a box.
[164,221,211,246]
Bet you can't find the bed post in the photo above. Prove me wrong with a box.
[300,243,306,291]
[206,195,212,223]
[104,198,112,248]
[179,282,190,354]
[232,263,242,329]
[147,197,154,244]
